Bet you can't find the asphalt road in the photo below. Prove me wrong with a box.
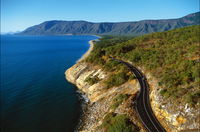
[112,58,166,132]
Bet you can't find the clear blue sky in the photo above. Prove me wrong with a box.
[1,0,199,32]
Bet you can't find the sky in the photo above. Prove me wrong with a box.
[1,0,199,33]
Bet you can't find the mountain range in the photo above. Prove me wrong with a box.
[19,12,199,36]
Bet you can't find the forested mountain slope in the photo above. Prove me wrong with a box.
[19,12,199,36]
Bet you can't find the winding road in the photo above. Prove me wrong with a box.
[112,58,166,132]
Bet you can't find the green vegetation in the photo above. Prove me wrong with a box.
[185,90,200,106]
[104,68,136,88]
[99,113,139,132]
[105,72,128,88]
[85,75,100,85]
[85,25,200,106]
[111,94,130,110]
[20,12,199,36]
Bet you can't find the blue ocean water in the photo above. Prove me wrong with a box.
[0,35,98,132]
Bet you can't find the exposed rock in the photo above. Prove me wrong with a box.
[65,62,145,131]
[139,68,200,132]
[66,60,200,132]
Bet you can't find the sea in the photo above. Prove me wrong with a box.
[0,35,98,132]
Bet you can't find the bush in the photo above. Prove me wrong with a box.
[185,90,200,106]
[103,59,121,71]
[105,72,128,88]
[85,75,100,85]
[100,113,139,132]
[160,89,171,98]
[111,94,130,110]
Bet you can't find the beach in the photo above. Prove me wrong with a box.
[77,40,95,63]
[77,35,100,63]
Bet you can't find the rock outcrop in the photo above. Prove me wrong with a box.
[135,66,200,132]
[65,62,144,131]
[65,60,200,132]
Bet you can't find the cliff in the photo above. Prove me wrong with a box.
[66,61,200,132]
[65,62,146,131]
[133,66,200,132]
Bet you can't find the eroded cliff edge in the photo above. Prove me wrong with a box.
[137,67,200,132]
[65,61,199,132]
[65,62,144,131]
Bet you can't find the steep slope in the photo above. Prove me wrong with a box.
[19,12,199,36]
[82,25,200,131]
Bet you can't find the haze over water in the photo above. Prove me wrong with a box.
[1,35,98,132]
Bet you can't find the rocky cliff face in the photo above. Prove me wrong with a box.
[135,66,200,132]
[65,62,146,132]
[66,62,140,103]
[66,61,200,132]
[66,62,107,102]
[149,77,200,132]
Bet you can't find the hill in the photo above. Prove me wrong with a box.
[86,25,200,107]
[19,12,199,36]
[66,25,200,131]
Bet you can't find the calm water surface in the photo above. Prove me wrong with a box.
[1,35,98,132]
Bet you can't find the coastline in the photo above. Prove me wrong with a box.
[65,60,141,131]
[65,36,100,131]
[65,34,200,132]
[65,35,145,132]
[64,38,141,131]
[76,40,95,63]
[76,35,100,63]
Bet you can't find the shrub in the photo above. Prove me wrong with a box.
[103,59,121,71]
[185,90,200,106]
[100,113,139,132]
[105,72,128,88]
[111,94,130,110]
[85,75,100,85]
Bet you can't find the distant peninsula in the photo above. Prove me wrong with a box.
[18,12,199,36]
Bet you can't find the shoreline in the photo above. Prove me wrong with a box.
[74,90,90,131]
[64,37,144,131]
[77,36,100,63]
[65,36,100,131]
[76,40,94,63]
